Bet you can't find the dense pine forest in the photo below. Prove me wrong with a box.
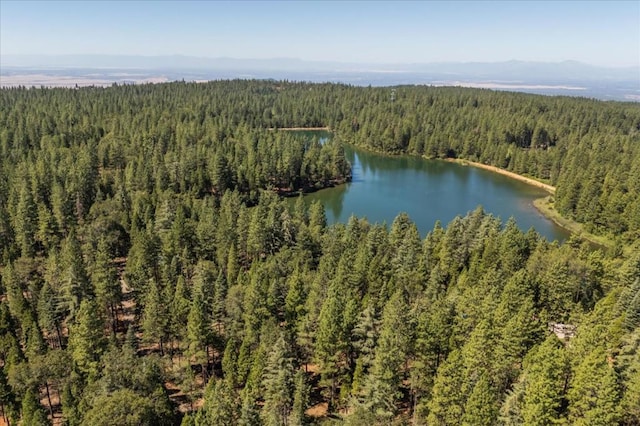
[0,80,639,425]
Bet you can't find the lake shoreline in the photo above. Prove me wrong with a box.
[275,175,352,198]
[448,157,611,246]
[443,158,556,194]
[440,158,610,244]
[533,196,612,248]
[269,126,331,131]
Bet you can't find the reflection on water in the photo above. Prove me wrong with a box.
[323,182,347,220]
[290,132,569,242]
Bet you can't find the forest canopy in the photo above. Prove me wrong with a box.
[0,80,638,425]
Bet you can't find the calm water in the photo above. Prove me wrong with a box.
[295,132,569,242]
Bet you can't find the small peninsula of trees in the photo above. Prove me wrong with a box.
[0,80,638,424]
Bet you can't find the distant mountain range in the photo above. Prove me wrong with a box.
[1,55,638,101]
[2,54,638,80]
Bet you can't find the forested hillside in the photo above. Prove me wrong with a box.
[0,81,638,425]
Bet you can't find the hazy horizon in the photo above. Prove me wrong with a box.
[2,54,639,71]
[2,56,638,102]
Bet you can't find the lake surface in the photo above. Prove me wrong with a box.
[296,132,569,242]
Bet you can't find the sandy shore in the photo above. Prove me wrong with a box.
[445,158,556,194]
[268,127,330,131]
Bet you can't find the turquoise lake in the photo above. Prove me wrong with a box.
[295,132,569,242]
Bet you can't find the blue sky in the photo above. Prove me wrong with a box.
[1,0,638,67]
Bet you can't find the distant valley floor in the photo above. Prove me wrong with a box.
[1,67,638,101]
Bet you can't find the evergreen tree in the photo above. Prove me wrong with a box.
[2,263,28,325]
[186,282,211,383]
[198,379,239,426]
[20,388,50,426]
[125,226,160,297]
[623,277,640,330]
[0,367,19,426]
[520,335,568,426]
[238,387,261,426]
[361,290,412,419]
[91,237,122,335]
[284,268,307,329]
[427,350,465,425]
[170,275,191,342]
[50,181,74,235]
[314,281,346,410]
[0,201,15,260]
[621,352,640,425]
[212,271,227,333]
[36,204,59,253]
[350,305,378,398]
[462,371,499,426]
[289,370,310,425]
[81,389,159,426]
[67,299,107,378]
[37,280,62,348]
[498,378,526,426]
[59,231,91,320]
[262,333,296,426]
[14,181,38,257]
[24,318,46,361]
[426,349,466,425]
[141,278,168,355]
[568,349,621,425]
